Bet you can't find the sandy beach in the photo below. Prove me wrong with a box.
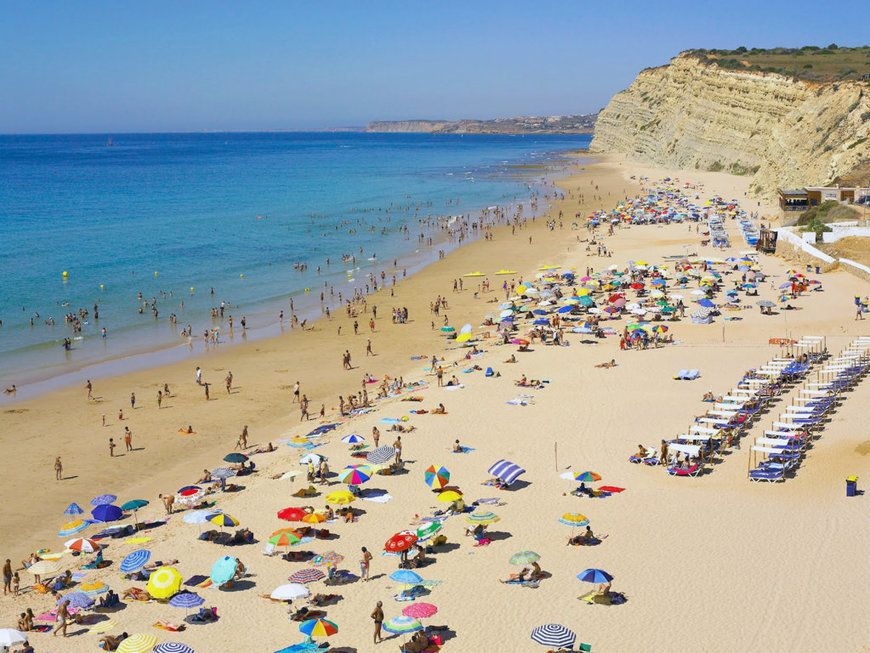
[2,155,869,652]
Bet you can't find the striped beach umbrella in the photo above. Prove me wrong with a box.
[27,559,61,577]
[117,633,158,653]
[210,556,237,585]
[120,549,151,573]
[573,471,602,482]
[146,567,182,599]
[64,503,84,515]
[301,513,326,524]
[208,513,239,528]
[58,592,95,609]
[558,512,589,527]
[268,530,301,547]
[169,591,204,610]
[465,511,500,526]
[299,618,338,638]
[530,624,576,649]
[65,538,101,553]
[383,615,422,635]
[577,568,613,584]
[337,467,371,485]
[58,520,88,537]
[289,568,325,584]
[80,581,109,596]
[88,618,119,634]
[154,644,195,653]
[402,602,438,619]
[309,551,344,568]
[91,494,117,506]
[424,465,450,490]
[366,446,396,465]
[509,551,541,565]
[415,521,443,541]
[324,490,355,505]
[341,434,365,444]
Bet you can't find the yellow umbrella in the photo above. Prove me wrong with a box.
[437,490,463,502]
[455,333,472,343]
[302,513,326,524]
[89,618,119,634]
[146,566,182,599]
[27,560,61,576]
[117,633,159,653]
[516,284,527,295]
[576,288,590,296]
[325,490,356,505]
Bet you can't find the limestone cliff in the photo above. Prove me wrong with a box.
[590,52,870,197]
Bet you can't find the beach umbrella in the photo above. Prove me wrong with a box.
[559,512,589,527]
[27,559,61,577]
[299,618,338,638]
[210,556,237,585]
[146,567,182,599]
[80,581,109,596]
[487,459,526,486]
[456,332,473,343]
[65,537,101,553]
[338,467,371,485]
[0,630,27,648]
[58,591,95,609]
[278,507,308,522]
[154,644,195,653]
[465,510,500,525]
[117,633,158,653]
[288,437,311,448]
[366,446,396,465]
[120,549,151,573]
[341,434,365,445]
[416,521,443,541]
[574,471,602,482]
[324,490,356,505]
[757,300,775,308]
[279,470,301,480]
[424,465,450,490]
[289,568,325,584]
[385,532,418,553]
[208,513,239,528]
[460,323,473,334]
[577,568,614,584]
[389,569,423,585]
[58,519,88,537]
[88,618,119,634]
[268,529,302,547]
[299,453,324,466]
[91,494,117,506]
[271,583,310,601]
[402,602,438,619]
[177,486,202,497]
[211,467,235,480]
[530,624,576,650]
[64,502,84,516]
[509,551,541,565]
[121,499,149,527]
[309,551,344,567]
[440,326,455,333]
[383,615,422,635]
[436,490,462,502]
[301,513,326,524]
[91,504,123,522]
[223,453,248,464]
[169,591,204,610]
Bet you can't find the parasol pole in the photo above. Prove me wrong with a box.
[554,442,558,472]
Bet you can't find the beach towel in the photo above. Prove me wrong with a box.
[451,447,475,453]
[379,418,403,425]
[598,486,625,493]
[184,575,208,587]
[506,397,534,406]
[443,384,465,390]
[71,572,88,581]
[274,642,320,653]
[126,536,152,544]
[360,491,393,503]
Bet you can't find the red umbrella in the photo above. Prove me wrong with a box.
[277,507,308,522]
[402,602,438,619]
[385,531,418,553]
[607,293,624,303]
[630,282,644,290]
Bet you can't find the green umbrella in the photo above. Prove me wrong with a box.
[509,550,540,565]
[416,521,443,541]
[121,499,149,528]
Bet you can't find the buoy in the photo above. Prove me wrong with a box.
[190,287,194,293]
[304,288,310,294]
[100,284,104,289]
[154,271,158,276]
[240,274,244,278]
[62,271,68,277]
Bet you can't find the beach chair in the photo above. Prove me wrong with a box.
[666,462,701,477]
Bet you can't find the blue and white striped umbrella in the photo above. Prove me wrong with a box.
[577,568,613,584]
[120,549,151,573]
[487,459,526,486]
[154,644,195,653]
[57,592,95,610]
[530,624,576,649]
[168,591,204,609]
[90,494,117,506]
[64,502,84,515]
[341,434,365,444]
[366,446,396,464]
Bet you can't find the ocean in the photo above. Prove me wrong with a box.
[0,132,591,393]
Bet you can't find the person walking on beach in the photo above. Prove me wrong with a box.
[225,371,233,394]
[372,426,380,448]
[236,425,248,450]
[195,366,202,385]
[293,381,300,403]
[130,392,135,409]
[393,436,402,464]
[157,390,163,408]
[204,384,210,400]
[124,427,132,452]
[300,396,309,421]
[53,599,70,637]
[109,438,116,457]
[371,601,384,644]
[360,546,372,581]
[85,379,92,399]
[54,456,63,480]
[366,339,373,356]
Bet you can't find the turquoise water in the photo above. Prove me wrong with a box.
[0,132,590,391]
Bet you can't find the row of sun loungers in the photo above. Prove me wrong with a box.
[749,337,870,482]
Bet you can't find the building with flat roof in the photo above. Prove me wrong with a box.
[779,186,870,212]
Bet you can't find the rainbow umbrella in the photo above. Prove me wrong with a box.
[117,633,158,653]
[337,467,371,485]
[58,520,88,537]
[424,465,450,490]
[120,549,151,573]
[573,471,601,482]
[289,568,325,584]
[299,618,338,638]
[509,551,540,565]
[402,602,438,619]
[146,567,182,599]
[309,551,344,568]
[383,615,423,635]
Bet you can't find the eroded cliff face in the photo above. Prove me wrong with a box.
[590,54,870,196]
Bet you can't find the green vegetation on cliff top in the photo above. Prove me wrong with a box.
[685,45,870,82]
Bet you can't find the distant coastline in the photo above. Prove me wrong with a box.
[365,113,597,135]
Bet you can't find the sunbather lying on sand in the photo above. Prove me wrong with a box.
[121,587,152,601]
[99,632,129,651]
[595,359,617,368]
[143,559,178,571]
[250,442,276,454]
[501,567,531,583]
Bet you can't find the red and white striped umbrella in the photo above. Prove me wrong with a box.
[65,538,101,553]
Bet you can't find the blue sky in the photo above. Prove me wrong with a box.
[1,0,867,133]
